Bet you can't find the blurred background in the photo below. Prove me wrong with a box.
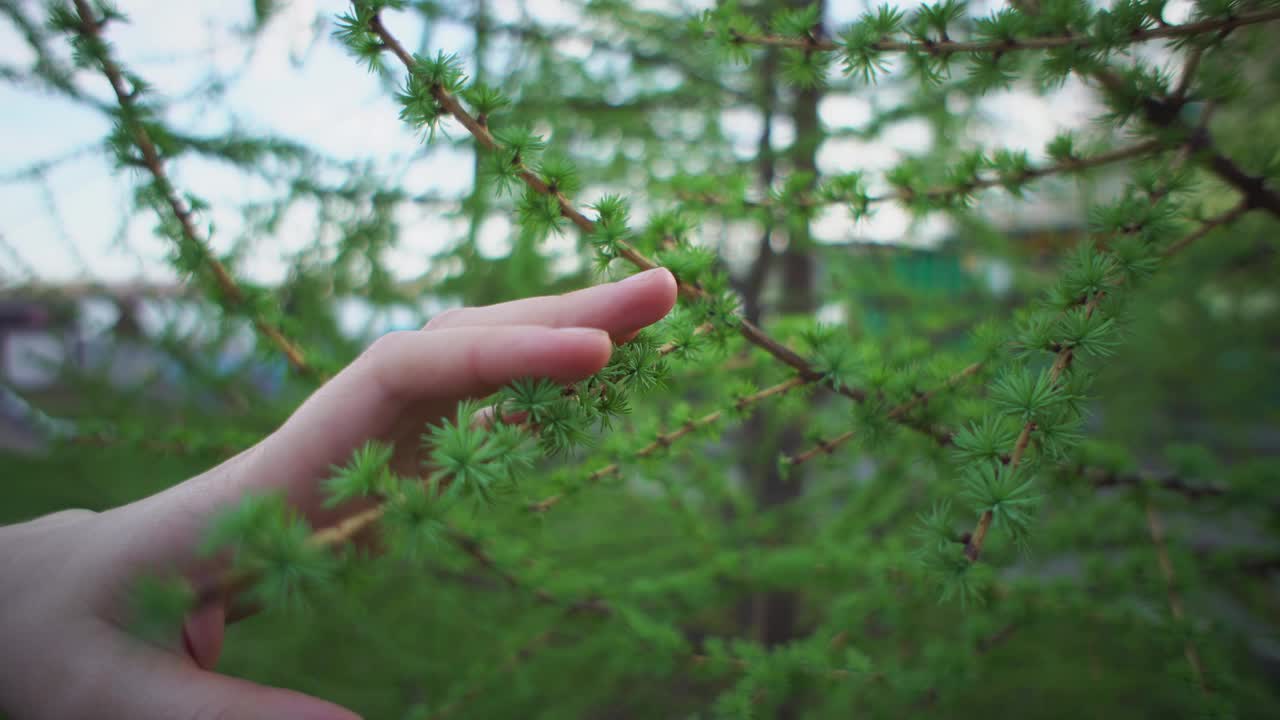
[2,0,1279,717]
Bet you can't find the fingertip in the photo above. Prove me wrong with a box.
[650,267,679,314]
[626,266,677,303]
[613,267,678,333]
[556,326,614,371]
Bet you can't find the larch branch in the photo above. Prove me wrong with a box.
[1144,501,1210,694]
[684,140,1167,213]
[722,8,1280,56]
[530,375,808,512]
[366,12,878,405]
[70,0,318,380]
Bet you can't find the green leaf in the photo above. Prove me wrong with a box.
[381,479,450,560]
[537,154,581,195]
[423,406,504,503]
[1057,306,1118,358]
[411,50,467,93]
[323,440,395,508]
[961,462,1039,548]
[913,499,958,552]
[461,81,509,117]
[990,366,1063,422]
[953,415,1018,465]
[501,377,565,424]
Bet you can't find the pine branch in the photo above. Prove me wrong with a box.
[681,139,1167,214]
[197,504,383,613]
[1161,202,1250,257]
[868,139,1165,205]
[444,527,610,615]
[360,8,977,450]
[203,500,609,618]
[782,362,983,467]
[429,629,558,720]
[585,191,1255,582]
[962,201,1250,564]
[726,1,1280,222]
[481,19,754,104]
[212,202,1249,599]
[719,7,1280,56]
[1143,500,1210,694]
[530,375,808,512]
[68,0,319,380]
[0,0,100,107]
[982,0,1280,224]
[364,11,874,405]
[1085,467,1226,501]
[962,286,1095,563]
[360,7,998,455]
[176,193,1257,616]
[1090,69,1280,220]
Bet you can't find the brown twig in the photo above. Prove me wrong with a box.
[530,375,808,512]
[684,140,1167,214]
[1085,467,1226,501]
[781,361,984,468]
[201,504,385,614]
[961,198,1250,563]
[365,13,878,408]
[70,1,318,380]
[1101,73,1280,220]
[735,7,1280,220]
[1143,501,1210,694]
[1162,202,1250,257]
[963,291,1097,563]
[720,8,1280,55]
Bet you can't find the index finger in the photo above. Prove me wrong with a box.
[424,268,676,340]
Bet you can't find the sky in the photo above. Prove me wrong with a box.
[0,0,1192,290]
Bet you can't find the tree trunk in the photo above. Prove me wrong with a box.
[738,1,824,715]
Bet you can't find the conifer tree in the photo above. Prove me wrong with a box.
[4,0,1280,716]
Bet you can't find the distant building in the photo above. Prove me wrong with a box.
[0,282,270,452]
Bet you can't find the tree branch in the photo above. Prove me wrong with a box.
[530,375,808,512]
[365,11,894,412]
[782,361,983,467]
[963,198,1250,563]
[1085,467,1226,501]
[1090,70,1280,220]
[721,8,1280,56]
[680,139,1168,214]
[70,0,318,380]
[1144,501,1210,694]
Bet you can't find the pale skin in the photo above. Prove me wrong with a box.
[0,268,678,720]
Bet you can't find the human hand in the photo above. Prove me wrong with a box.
[0,268,677,719]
